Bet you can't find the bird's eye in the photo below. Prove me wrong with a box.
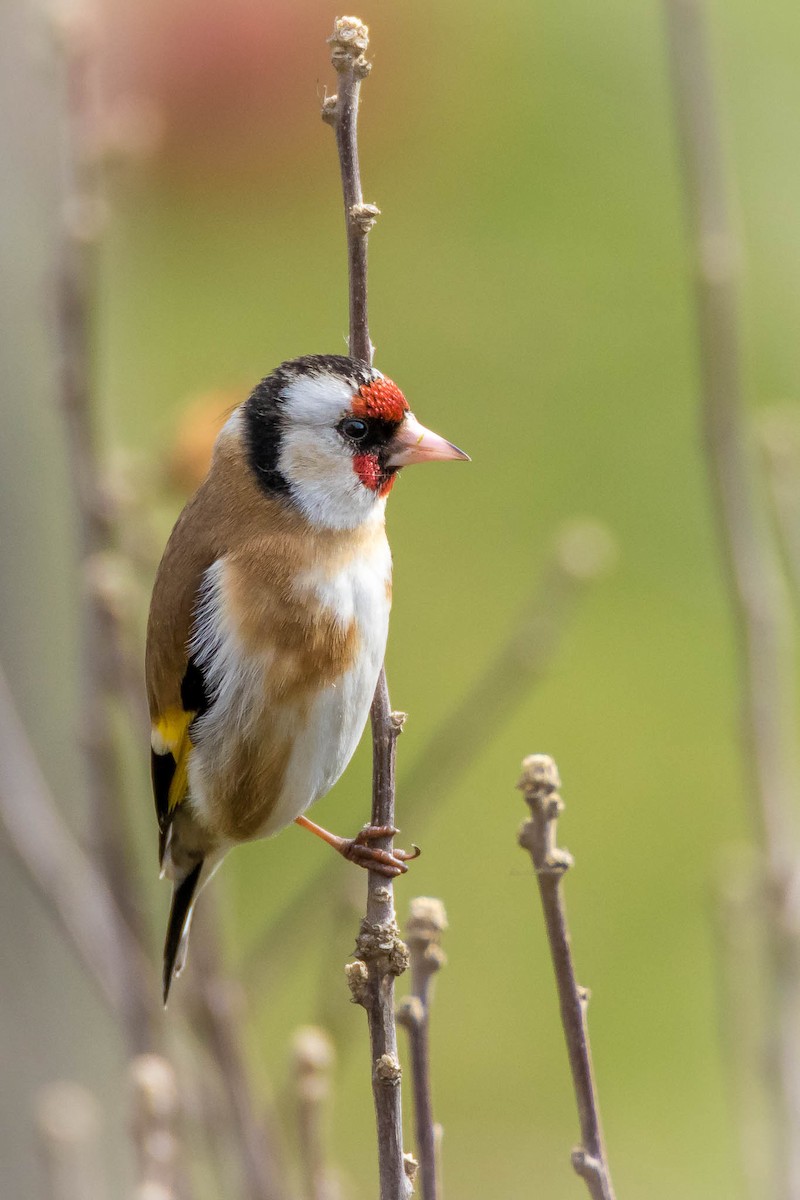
[340,418,369,442]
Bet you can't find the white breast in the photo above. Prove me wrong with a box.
[263,532,392,834]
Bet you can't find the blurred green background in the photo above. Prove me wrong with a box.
[6,0,800,1195]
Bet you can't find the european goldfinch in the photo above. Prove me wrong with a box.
[146,355,468,1001]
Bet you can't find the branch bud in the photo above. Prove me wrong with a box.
[517,754,560,800]
[375,1053,402,1084]
[345,959,370,1006]
[329,16,370,72]
[403,1153,419,1185]
[321,94,338,125]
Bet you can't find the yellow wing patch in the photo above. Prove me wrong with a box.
[152,708,196,811]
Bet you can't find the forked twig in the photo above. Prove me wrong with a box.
[397,898,448,1200]
[324,17,412,1200]
[517,756,615,1200]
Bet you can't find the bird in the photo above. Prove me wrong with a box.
[146,354,468,1002]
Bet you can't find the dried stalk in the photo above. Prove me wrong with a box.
[292,1027,339,1200]
[662,4,800,1195]
[397,899,448,1200]
[247,517,615,986]
[517,756,615,1200]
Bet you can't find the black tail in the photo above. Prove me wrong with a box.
[162,861,203,1005]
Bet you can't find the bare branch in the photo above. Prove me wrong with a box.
[344,688,412,1200]
[327,15,376,365]
[397,898,448,1200]
[517,756,615,1200]
[325,17,411,1200]
[292,1027,340,1200]
[662,3,800,1193]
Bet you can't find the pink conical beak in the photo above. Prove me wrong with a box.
[386,413,470,468]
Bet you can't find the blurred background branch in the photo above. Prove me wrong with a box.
[663,3,800,1197]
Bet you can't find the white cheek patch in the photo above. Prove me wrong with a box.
[279,425,383,530]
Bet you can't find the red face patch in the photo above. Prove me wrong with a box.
[353,453,397,497]
[352,377,409,424]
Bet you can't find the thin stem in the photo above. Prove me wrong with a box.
[397,899,448,1200]
[517,756,616,1200]
[662,4,800,1195]
[326,18,377,365]
[326,18,411,1200]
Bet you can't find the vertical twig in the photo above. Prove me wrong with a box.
[662,4,800,1195]
[397,899,448,1200]
[517,756,616,1200]
[292,1027,339,1200]
[325,18,412,1200]
[324,17,379,366]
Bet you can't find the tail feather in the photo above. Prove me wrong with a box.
[162,861,203,1005]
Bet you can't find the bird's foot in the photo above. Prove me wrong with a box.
[294,815,420,877]
[341,824,421,877]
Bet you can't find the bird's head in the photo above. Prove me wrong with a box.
[240,355,468,530]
